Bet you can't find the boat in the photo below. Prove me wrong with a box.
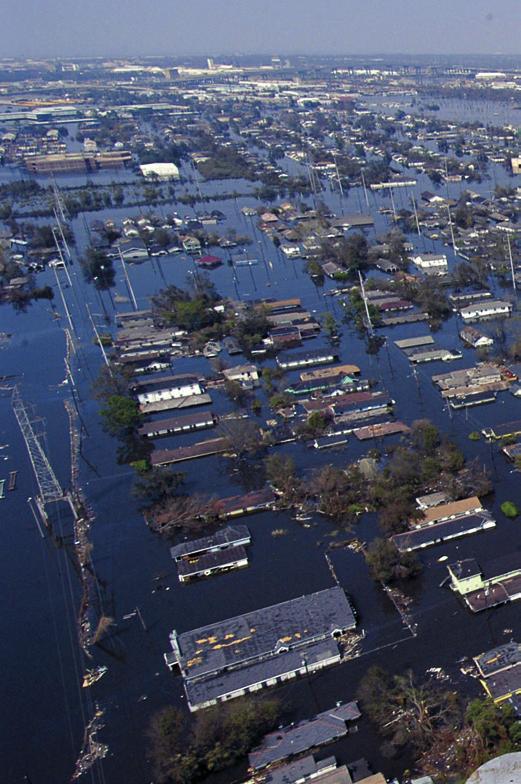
[0,480,4,499]
[82,666,108,688]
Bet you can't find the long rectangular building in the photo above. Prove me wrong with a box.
[165,586,356,710]
[248,702,361,770]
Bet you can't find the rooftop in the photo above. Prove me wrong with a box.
[174,586,355,680]
[248,702,361,770]
[170,524,250,560]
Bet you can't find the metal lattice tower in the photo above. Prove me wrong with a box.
[12,386,64,503]
[52,177,69,225]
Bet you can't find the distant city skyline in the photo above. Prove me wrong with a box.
[2,0,520,59]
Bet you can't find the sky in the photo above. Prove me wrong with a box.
[2,0,521,59]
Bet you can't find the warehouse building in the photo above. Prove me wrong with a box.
[165,586,356,710]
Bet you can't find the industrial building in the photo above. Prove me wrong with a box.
[165,586,356,710]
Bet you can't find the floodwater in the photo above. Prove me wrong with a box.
[1,98,521,784]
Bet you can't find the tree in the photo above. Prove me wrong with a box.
[322,311,338,337]
[152,283,222,332]
[93,365,132,400]
[81,247,115,290]
[219,418,262,458]
[297,410,331,438]
[148,698,280,784]
[365,538,421,583]
[133,467,185,508]
[147,707,198,784]
[358,667,461,755]
[224,379,250,407]
[233,305,269,354]
[100,395,141,437]
[269,391,293,411]
[410,419,441,456]
[465,698,519,755]
[264,454,302,504]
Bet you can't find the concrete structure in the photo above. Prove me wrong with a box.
[25,150,131,174]
[466,753,521,784]
[165,586,356,710]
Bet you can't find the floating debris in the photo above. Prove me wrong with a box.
[71,706,108,780]
[82,665,108,689]
[426,666,450,683]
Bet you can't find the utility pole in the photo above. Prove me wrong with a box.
[411,196,421,235]
[507,233,516,292]
[389,186,397,222]
[447,204,458,254]
[54,208,72,263]
[333,153,344,200]
[85,303,110,368]
[358,270,374,337]
[118,246,138,311]
[135,606,147,631]
[360,170,370,208]
[52,228,73,286]
[28,497,45,538]
[53,265,75,334]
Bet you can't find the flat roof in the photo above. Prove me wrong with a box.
[171,524,250,560]
[474,642,521,678]
[248,702,361,770]
[263,756,343,784]
[419,497,482,525]
[177,545,248,578]
[488,420,521,438]
[394,335,435,349]
[483,664,521,701]
[394,513,495,552]
[186,640,339,708]
[139,410,215,436]
[132,373,199,391]
[175,586,355,680]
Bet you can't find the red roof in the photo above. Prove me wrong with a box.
[196,254,222,266]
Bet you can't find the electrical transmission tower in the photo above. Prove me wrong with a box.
[52,177,69,225]
[12,386,71,527]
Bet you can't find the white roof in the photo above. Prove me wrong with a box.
[139,162,180,178]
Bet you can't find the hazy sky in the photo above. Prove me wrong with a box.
[3,0,521,59]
